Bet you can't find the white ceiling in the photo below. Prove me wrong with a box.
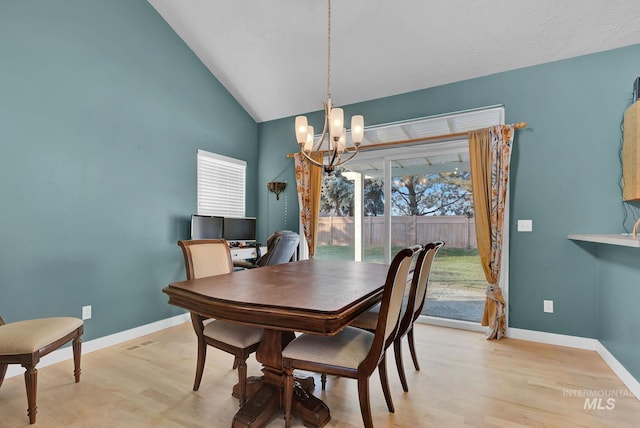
[148,0,640,123]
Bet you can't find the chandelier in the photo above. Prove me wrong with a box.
[295,0,364,173]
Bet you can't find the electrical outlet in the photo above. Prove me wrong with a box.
[543,300,554,313]
[517,219,533,232]
[82,305,92,320]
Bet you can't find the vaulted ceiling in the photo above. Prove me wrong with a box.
[148,0,640,123]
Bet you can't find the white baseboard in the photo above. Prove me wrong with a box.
[507,327,640,401]
[595,340,640,401]
[507,327,600,350]
[5,312,190,380]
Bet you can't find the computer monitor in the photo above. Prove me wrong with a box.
[190,215,224,239]
[223,217,257,242]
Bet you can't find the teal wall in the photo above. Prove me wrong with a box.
[597,245,640,380]
[0,1,258,340]
[257,45,640,380]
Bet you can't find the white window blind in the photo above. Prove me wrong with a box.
[197,149,246,217]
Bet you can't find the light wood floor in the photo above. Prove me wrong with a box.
[1,322,639,427]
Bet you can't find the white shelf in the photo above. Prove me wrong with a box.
[567,234,640,248]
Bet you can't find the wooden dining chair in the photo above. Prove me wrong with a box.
[0,315,83,424]
[395,241,444,388]
[351,240,444,393]
[177,239,263,406]
[282,246,418,428]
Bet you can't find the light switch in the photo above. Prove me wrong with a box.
[517,219,533,232]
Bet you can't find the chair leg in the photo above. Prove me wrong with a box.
[378,354,395,413]
[72,334,82,383]
[394,337,409,392]
[23,365,38,424]
[236,357,248,407]
[407,327,420,371]
[193,338,207,391]
[357,376,373,428]
[0,363,7,388]
[321,373,327,390]
[283,368,294,428]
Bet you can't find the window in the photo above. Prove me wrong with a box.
[197,149,246,217]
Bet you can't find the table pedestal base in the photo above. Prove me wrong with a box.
[291,379,331,427]
[231,375,330,428]
[232,376,264,403]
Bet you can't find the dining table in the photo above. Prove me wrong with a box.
[163,258,389,428]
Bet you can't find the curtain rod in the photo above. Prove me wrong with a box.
[286,122,526,158]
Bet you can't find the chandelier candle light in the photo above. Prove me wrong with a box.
[295,0,364,173]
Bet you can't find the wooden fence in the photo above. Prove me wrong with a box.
[317,216,477,248]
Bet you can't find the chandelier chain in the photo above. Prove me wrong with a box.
[327,0,331,100]
[295,0,363,173]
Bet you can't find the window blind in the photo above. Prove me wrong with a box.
[197,149,246,217]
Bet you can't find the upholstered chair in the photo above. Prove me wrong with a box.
[282,246,418,428]
[0,315,83,424]
[177,239,263,406]
[352,241,444,393]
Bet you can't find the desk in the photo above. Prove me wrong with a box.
[163,259,388,428]
[229,246,268,262]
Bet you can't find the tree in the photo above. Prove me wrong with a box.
[321,169,473,217]
[320,168,385,217]
[364,177,384,216]
[391,171,473,216]
[320,169,353,216]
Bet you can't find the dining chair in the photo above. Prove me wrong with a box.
[0,314,83,424]
[177,239,263,406]
[396,241,444,387]
[351,240,444,393]
[317,244,423,414]
[282,246,418,428]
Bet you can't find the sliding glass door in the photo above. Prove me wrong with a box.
[313,107,507,324]
[389,147,485,323]
[316,142,487,323]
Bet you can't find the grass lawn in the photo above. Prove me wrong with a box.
[315,245,487,291]
[316,244,487,322]
[430,248,488,290]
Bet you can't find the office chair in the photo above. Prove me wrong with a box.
[234,230,299,269]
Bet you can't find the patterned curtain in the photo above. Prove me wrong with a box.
[468,125,514,340]
[294,153,323,257]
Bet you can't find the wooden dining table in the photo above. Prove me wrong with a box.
[163,258,389,428]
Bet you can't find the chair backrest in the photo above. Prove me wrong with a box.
[392,241,444,340]
[411,241,444,322]
[360,245,421,372]
[177,239,234,280]
[256,230,300,267]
